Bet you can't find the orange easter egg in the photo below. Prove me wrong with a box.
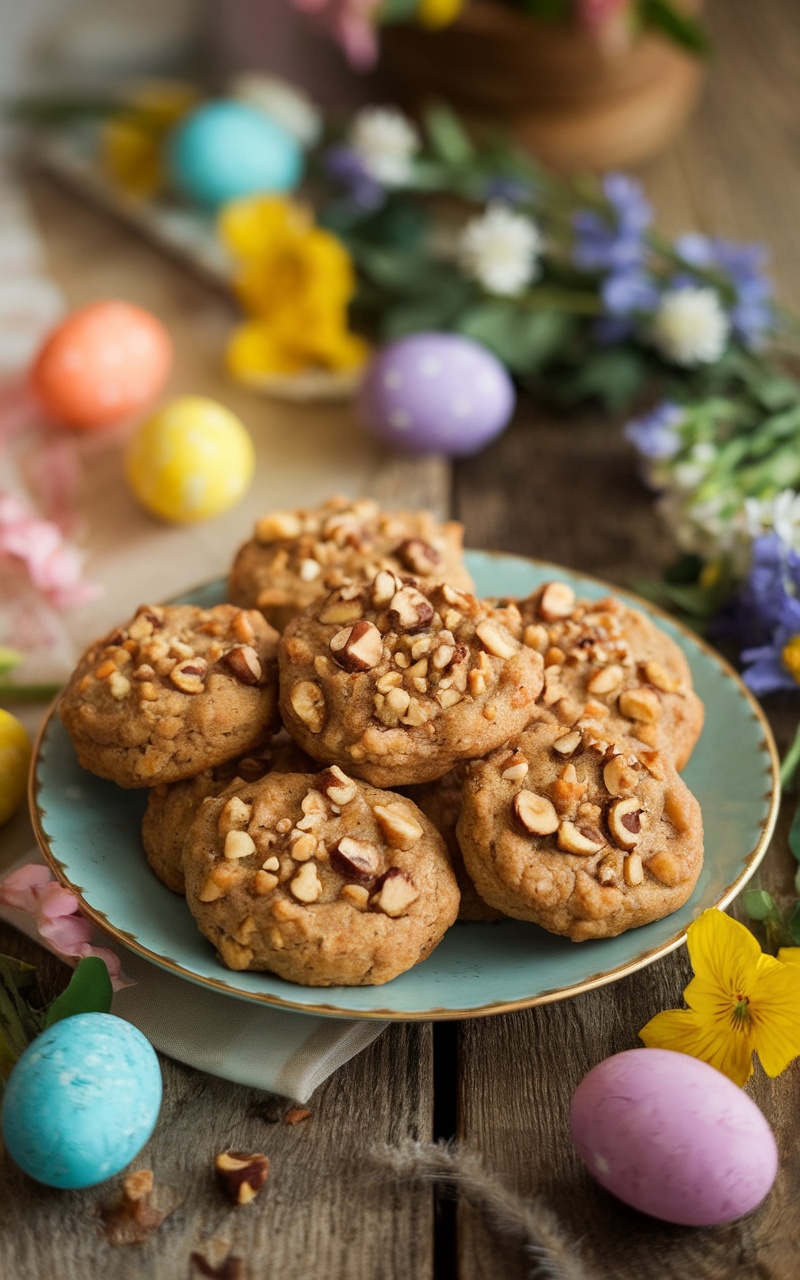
[31,301,173,431]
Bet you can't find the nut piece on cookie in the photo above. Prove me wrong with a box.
[457,707,703,942]
[182,770,460,986]
[59,603,281,789]
[507,583,705,770]
[277,575,545,788]
[228,495,474,632]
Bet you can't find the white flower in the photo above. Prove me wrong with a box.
[229,74,322,147]
[651,286,730,367]
[349,108,420,187]
[458,203,542,297]
[743,489,800,548]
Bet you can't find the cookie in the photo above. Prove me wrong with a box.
[142,738,314,894]
[502,583,704,770]
[182,767,460,985]
[278,572,544,787]
[457,708,703,941]
[407,767,503,922]
[228,494,474,631]
[59,603,280,788]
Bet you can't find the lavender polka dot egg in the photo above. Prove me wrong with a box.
[356,333,515,456]
[2,1013,162,1189]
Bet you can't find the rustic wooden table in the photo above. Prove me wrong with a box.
[2,0,800,1275]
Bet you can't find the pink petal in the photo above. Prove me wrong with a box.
[39,913,94,951]
[34,882,83,921]
[0,864,55,912]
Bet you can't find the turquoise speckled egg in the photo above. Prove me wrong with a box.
[168,100,303,208]
[1,1013,162,1189]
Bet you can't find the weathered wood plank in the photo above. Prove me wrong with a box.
[453,0,800,1275]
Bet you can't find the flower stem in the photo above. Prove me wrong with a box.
[0,683,62,703]
[780,721,800,791]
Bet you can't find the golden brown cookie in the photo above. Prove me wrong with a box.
[407,767,503,922]
[278,573,544,787]
[457,708,703,941]
[59,603,280,788]
[501,583,704,771]
[228,494,474,631]
[183,768,460,986]
[142,738,314,894]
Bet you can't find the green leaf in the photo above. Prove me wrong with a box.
[422,103,475,168]
[457,305,575,374]
[43,956,113,1030]
[795,864,800,896]
[743,888,780,923]
[788,903,800,946]
[0,955,43,1081]
[789,805,800,862]
[559,347,650,413]
[376,0,418,21]
[0,648,22,678]
[641,0,711,55]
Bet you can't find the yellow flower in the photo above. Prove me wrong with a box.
[220,195,368,385]
[416,0,464,28]
[639,908,800,1087]
[220,196,355,319]
[778,947,800,966]
[101,81,199,199]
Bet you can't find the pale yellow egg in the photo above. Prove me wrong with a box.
[125,396,255,523]
[0,709,32,825]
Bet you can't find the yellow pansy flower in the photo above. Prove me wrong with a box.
[220,195,368,386]
[640,908,800,1087]
[101,81,199,199]
[778,947,800,966]
[417,0,464,29]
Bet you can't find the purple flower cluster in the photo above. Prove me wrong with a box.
[674,234,774,349]
[623,401,684,479]
[739,533,800,694]
[572,174,659,322]
[323,144,385,212]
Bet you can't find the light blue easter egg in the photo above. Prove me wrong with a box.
[2,1013,162,1189]
[168,100,303,207]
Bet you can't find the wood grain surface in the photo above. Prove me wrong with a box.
[2,0,800,1276]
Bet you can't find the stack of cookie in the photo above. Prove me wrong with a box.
[58,495,705,987]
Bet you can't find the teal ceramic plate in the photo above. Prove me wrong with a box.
[31,553,779,1020]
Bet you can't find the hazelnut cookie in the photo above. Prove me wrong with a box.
[228,494,474,631]
[59,603,280,788]
[142,737,314,894]
[457,708,703,941]
[183,768,460,985]
[278,573,544,787]
[407,767,503,922]
[503,583,704,770]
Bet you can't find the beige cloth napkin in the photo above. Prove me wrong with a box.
[1,850,388,1102]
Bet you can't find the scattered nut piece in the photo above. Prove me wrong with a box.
[553,730,582,757]
[330,837,381,885]
[218,797,252,837]
[557,821,606,855]
[538,582,576,620]
[395,538,440,575]
[475,620,516,660]
[169,659,207,694]
[523,623,549,652]
[642,659,679,693]
[100,1169,177,1245]
[603,754,638,797]
[289,863,322,902]
[290,680,326,733]
[389,586,435,633]
[372,569,400,605]
[502,760,529,782]
[317,765,358,806]
[646,850,684,886]
[284,1107,312,1126]
[319,597,363,626]
[587,664,624,696]
[513,790,559,836]
[215,1151,270,1206]
[224,830,256,861]
[290,832,317,862]
[330,619,384,672]
[372,802,424,849]
[623,852,644,886]
[254,870,279,895]
[607,797,646,849]
[375,868,419,916]
[108,671,132,700]
[224,645,262,685]
[618,687,661,723]
[341,883,370,909]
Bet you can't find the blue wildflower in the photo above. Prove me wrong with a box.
[623,401,684,460]
[323,145,385,212]
[741,593,800,695]
[673,233,774,348]
[602,268,660,318]
[572,173,651,272]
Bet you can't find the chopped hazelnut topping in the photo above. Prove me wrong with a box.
[319,597,364,626]
[502,760,529,782]
[372,802,424,849]
[538,582,576,620]
[341,883,370,909]
[330,619,384,672]
[253,871,279,895]
[224,830,257,861]
[513,790,559,835]
[389,586,435,633]
[618,687,661,723]
[290,832,317,861]
[475,620,517,660]
[317,766,358,806]
[218,797,252,836]
[375,868,419,916]
[290,863,322,902]
[289,680,326,733]
[108,671,132,700]
[608,797,645,849]
[330,837,381,885]
[224,645,262,685]
[642,659,679,693]
[256,511,302,542]
[623,852,644,886]
[587,664,624,696]
[557,821,606,855]
[553,730,582,757]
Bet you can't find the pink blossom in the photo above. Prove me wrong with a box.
[292,0,381,69]
[0,864,133,990]
[0,489,100,609]
[576,0,630,27]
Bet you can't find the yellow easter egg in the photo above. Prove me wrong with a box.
[0,709,32,825]
[125,396,255,523]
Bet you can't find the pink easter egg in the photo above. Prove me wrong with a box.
[31,301,172,431]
